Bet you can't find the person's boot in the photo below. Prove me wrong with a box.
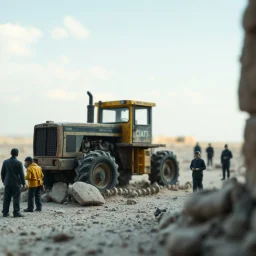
[14,212,24,218]
[24,208,33,212]
[35,208,41,212]
[3,213,10,217]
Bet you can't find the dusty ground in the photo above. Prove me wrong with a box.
[0,139,244,256]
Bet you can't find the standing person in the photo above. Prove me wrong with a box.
[190,151,206,192]
[24,157,44,212]
[206,143,214,167]
[221,144,233,180]
[193,143,201,156]
[1,148,26,217]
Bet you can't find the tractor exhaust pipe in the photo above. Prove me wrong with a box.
[87,91,94,123]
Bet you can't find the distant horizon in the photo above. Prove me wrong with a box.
[0,133,243,144]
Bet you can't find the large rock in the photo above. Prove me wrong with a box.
[250,209,256,230]
[243,1,256,33]
[243,118,256,189]
[49,182,68,204]
[239,35,256,115]
[71,182,105,206]
[223,213,249,240]
[243,232,256,256]
[203,238,247,256]
[166,223,211,256]
[183,185,234,222]
[158,224,178,245]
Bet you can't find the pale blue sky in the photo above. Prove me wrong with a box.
[0,0,248,142]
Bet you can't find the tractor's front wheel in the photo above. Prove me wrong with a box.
[149,151,179,185]
[75,150,119,193]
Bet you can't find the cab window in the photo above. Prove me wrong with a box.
[135,107,150,125]
[102,108,129,123]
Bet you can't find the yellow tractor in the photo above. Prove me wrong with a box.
[33,92,179,192]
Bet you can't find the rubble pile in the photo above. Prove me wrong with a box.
[1,179,193,206]
[155,178,256,256]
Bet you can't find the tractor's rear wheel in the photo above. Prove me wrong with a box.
[149,151,179,185]
[75,150,119,193]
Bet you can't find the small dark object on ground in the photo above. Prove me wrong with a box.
[53,234,73,243]
[154,208,167,217]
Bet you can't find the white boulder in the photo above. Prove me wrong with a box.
[49,182,68,204]
[71,182,105,206]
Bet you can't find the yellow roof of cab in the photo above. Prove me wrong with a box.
[95,100,156,107]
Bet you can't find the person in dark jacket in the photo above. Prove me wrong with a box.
[206,143,214,167]
[193,143,201,156]
[190,151,206,192]
[221,144,233,180]
[1,148,26,217]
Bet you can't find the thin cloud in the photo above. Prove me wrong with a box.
[88,66,111,79]
[0,23,42,56]
[51,27,68,39]
[47,89,77,101]
[64,16,90,39]
[59,55,69,65]
[94,93,116,102]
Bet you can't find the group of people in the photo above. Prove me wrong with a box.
[0,143,234,216]
[1,148,44,217]
[190,143,233,192]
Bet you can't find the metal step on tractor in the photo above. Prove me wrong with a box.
[33,92,179,192]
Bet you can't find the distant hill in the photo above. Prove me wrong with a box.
[0,136,32,145]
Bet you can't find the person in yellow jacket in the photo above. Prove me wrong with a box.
[24,157,44,212]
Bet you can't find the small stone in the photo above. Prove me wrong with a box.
[66,246,78,256]
[127,199,137,205]
[55,209,66,214]
[86,249,99,255]
[53,234,73,243]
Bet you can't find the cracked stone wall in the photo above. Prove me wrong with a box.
[239,0,256,189]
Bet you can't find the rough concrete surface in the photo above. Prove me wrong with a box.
[0,189,187,256]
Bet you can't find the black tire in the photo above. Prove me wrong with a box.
[75,150,119,193]
[149,150,179,185]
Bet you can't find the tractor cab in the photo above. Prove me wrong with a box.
[95,100,155,144]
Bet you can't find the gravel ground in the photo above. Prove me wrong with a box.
[0,188,188,256]
[0,142,243,255]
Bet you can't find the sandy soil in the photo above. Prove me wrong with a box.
[0,139,244,256]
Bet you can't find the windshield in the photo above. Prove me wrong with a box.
[102,107,129,123]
